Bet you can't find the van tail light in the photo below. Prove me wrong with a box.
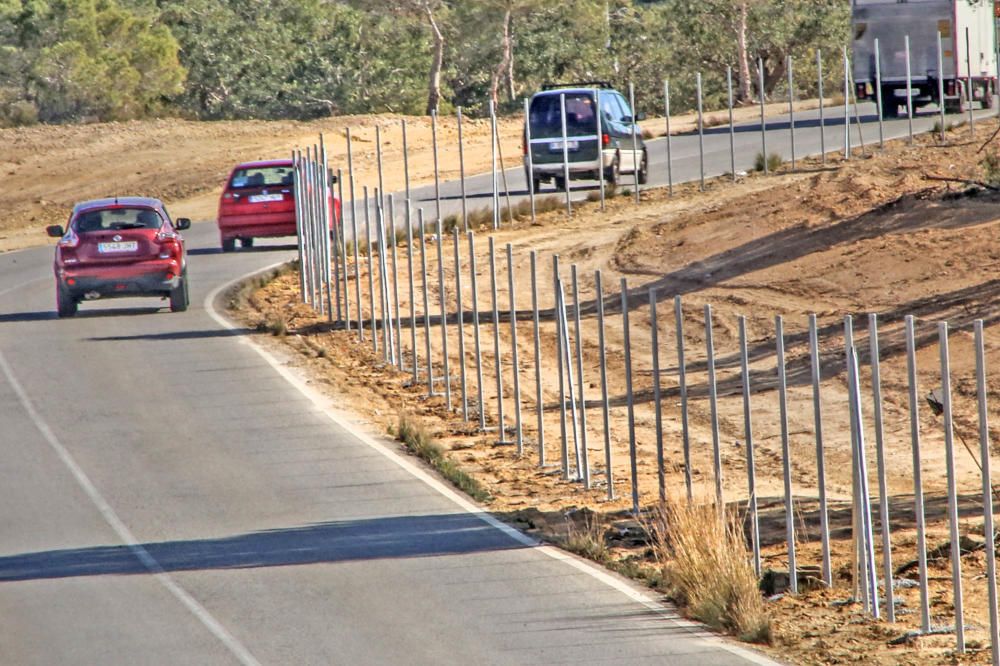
[602,133,610,146]
[58,228,80,248]
[522,134,528,155]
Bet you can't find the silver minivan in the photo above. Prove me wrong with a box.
[524,83,648,192]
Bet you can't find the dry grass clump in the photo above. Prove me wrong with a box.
[395,413,492,503]
[650,499,771,644]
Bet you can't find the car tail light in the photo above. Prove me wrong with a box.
[156,229,180,259]
[522,134,527,155]
[602,133,610,146]
[58,227,80,248]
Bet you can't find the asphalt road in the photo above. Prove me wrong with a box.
[0,103,989,664]
[0,229,777,662]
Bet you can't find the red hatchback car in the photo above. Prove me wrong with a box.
[216,159,340,252]
[46,197,191,317]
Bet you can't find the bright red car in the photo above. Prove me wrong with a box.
[46,197,191,317]
[216,158,341,252]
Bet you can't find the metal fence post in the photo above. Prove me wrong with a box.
[407,200,417,384]
[455,232,469,420]
[905,315,932,633]
[738,316,761,577]
[843,46,851,159]
[664,79,674,196]
[808,314,832,587]
[559,94,572,217]
[874,39,884,148]
[595,87,605,210]
[508,243,523,454]
[759,58,768,174]
[630,81,641,202]
[818,51,827,165]
[967,27,975,134]
[556,278,581,479]
[554,254,568,477]
[390,196,402,368]
[938,322,966,652]
[868,314,894,621]
[571,265,589,486]
[650,289,664,502]
[696,73,705,191]
[523,98,538,222]
[347,129,362,338]
[458,107,469,232]
[596,270,613,499]
[489,237,506,441]
[705,304,723,509]
[675,295,692,501]
[338,168,349,329]
[490,100,500,228]
[622,278,639,515]
[905,35,914,144]
[727,66,736,180]
[776,315,797,594]
[402,119,410,202]
[364,186,377,353]
[469,231,486,430]
[530,251,545,464]
[938,32,946,141]
[419,211,433,396]
[437,222,451,410]
[975,320,1000,666]
[432,110,442,224]
[787,56,796,171]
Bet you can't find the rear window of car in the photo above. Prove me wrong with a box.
[229,166,294,189]
[529,93,598,139]
[74,207,162,232]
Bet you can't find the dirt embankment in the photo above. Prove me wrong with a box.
[238,120,1000,665]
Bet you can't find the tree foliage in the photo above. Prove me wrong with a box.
[0,0,852,126]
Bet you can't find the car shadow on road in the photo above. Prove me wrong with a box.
[88,326,255,342]
[188,243,298,256]
[0,513,529,582]
[0,307,165,323]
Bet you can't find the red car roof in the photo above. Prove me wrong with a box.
[231,159,293,170]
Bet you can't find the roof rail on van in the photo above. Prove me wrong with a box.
[541,81,613,91]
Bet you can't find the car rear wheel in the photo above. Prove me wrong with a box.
[170,272,189,313]
[637,150,649,185]
[56,286,77,318]
[553,175,567,192]
[604,153,621,189]
[221,237,236,253]
[239,236,254,248]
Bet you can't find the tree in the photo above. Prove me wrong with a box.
[369,0,448,115]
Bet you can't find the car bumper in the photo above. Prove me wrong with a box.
[57,261,181,298]
[528,151,614,178]
[218,212,298,241]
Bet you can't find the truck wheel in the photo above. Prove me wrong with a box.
[983,81,995,109]
[221,237,236,253]
[240,236,254,248]
[553,175,567,192]
[637,150,649,185]
[880,90,899,119]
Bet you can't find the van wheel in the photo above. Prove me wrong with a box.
[637,150,649,185]
[222,237,236,252]
[554,175,567,191]
[56,287,78,318]
[531,178,542,194]
[604,153,621,189]
[170,272,189,313]
[240,236,254,248]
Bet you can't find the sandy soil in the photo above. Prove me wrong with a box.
[5,107,1000,664]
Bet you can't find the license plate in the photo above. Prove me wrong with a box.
[549,140,579,152]
[97,241,138,253]
[249,193,283,203]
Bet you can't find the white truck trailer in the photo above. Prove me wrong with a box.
[852,0,997,117]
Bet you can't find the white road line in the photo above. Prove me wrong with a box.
[0,351,262,666]
[0,276,48,300]
[205,267,782,666]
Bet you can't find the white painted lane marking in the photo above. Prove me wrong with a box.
[0,351,262,666]
[205,269,782,666]
[0,276,48,300]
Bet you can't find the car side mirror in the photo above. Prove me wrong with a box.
[329,173,338,185]
[46,224,65,238]
[175,218,191,231]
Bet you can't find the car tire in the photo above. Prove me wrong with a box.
[222,237,236,253]
[554,175,567,192]
[56,287,77,318]
[170,272,189,313]
[531,178,542,194]
[637,150,649,185]
[604,153,621,189]
[240,236,254,248]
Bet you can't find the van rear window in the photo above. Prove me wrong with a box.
[529,94,597,139]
